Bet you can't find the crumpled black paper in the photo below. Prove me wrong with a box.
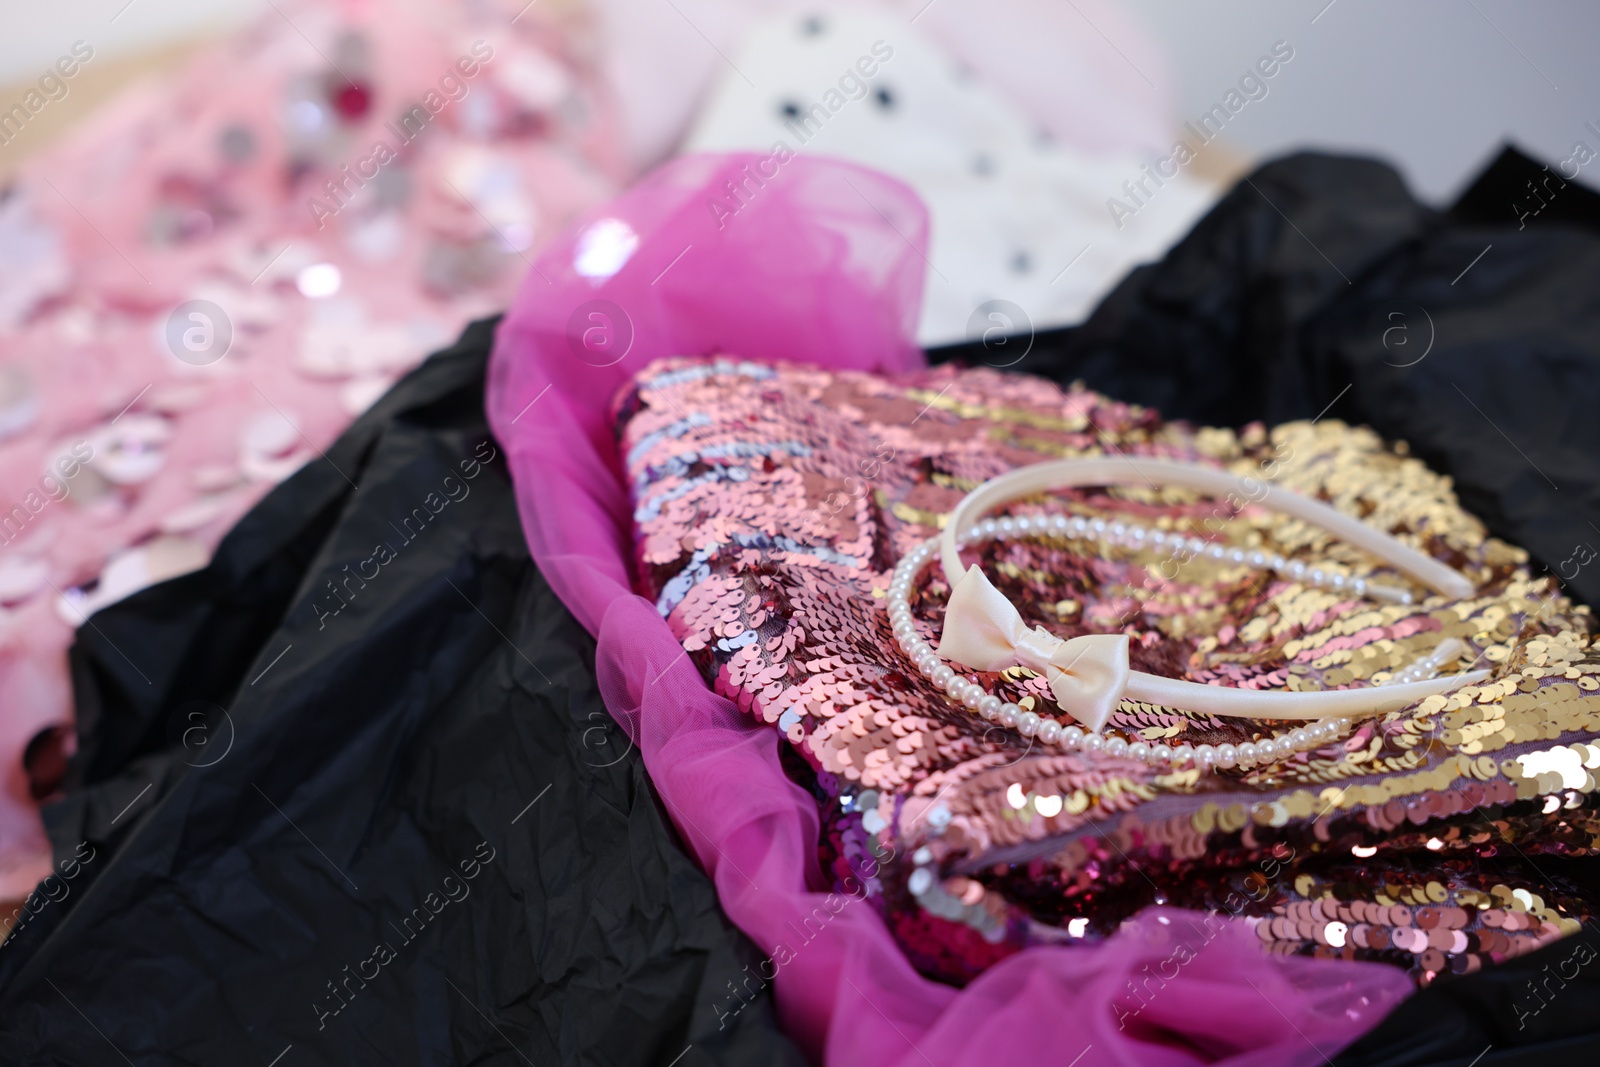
[0,319,803,1067]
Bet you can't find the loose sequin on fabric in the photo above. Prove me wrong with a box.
[616,356,1600,987]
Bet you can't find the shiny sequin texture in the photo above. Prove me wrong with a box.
[616,356,1600,985]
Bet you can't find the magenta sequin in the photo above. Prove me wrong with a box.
[617,355,1600,985]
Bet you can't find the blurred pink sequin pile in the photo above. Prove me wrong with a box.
[0,0,624,896]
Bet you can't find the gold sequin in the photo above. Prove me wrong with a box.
[620,356,1600,987]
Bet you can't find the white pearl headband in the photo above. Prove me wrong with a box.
[939,457,1476,602]
[889,457,1489,756]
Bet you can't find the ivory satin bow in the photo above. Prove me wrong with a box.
[936,565,1130,733]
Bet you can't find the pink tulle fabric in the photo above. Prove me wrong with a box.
[486,153,1415,1066]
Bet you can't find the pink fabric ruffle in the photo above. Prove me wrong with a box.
[486,151,1415,1066]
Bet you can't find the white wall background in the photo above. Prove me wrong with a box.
[3,0,1596,202]
[1118,0,1600,200]
[0,0,268,78]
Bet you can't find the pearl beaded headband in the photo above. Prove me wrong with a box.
[885,457,1490,769]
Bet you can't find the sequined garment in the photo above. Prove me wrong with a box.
[616,356,1600,988]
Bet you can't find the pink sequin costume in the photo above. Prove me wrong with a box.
[488,151,1418,1067]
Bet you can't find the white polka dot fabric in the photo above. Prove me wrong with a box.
[682,7,1218,345]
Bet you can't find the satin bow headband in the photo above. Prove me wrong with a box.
[937,568,1130,733]
[930,457,1487,733]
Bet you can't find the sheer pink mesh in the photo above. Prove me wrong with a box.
[486,152,1413,1066]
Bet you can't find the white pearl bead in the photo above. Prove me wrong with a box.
[1329,573,1347,590]
[1017,711,1040,737]
[1128,741,1150,761]
[1051,515,1069,532]
[931,665,954,687]
[1187,537,1208,556]
[1104,737,1128,758]
[1289,728,1310,748]
[978,695,1002,719]
[1227,548,1247,564]
[1152,744,1172,763]
[1207,543,1226,560]
[1238,742,1258,764]
[1109,522,1127,540]
[1248,550,1267,567]
[1081,733,1105,753]
[1089,519,1108,535]
[1351,577,1367,595]
[1038,720,1062,744]
[918,655,940,677]
[1062,725,1084,748]
[1288,561,1307,579]
[997,518,1016,536]
[1196,744,1216,763]
[1216,744,1237,768]
[1309,568,1325,584]
[1127,525,1147,542]
[961,686,985,709]
[1257,739,1279,760]
[1269,554,1287,571]
[1172,745,1194,765]
[1400,592,1414,605]
[1149,530,1168,546]
[978,519,998,536]
[998,704,1020,727]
